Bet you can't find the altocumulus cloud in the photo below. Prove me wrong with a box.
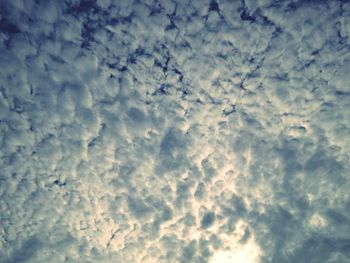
[0,0,349,262]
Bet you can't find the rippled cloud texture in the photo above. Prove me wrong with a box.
[0,0,350,262]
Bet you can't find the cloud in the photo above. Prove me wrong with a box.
[0,0,349,262]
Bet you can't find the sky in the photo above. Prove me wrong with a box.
[0,0,349,262]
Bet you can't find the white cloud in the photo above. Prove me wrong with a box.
[0,0,349,262]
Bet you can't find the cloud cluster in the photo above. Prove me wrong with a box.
[0,0,349,262]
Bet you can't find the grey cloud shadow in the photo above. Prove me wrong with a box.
[2,236,41,263]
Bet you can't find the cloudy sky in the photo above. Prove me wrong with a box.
[0,0,349,262]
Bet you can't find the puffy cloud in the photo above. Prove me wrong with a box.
[0,0,349,262]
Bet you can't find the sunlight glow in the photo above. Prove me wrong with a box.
[210,235,261,263]
[211,248,259,263]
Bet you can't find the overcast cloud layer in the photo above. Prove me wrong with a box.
[0,0,350,262]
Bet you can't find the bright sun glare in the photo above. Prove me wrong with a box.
[210,239,261,263]
[211,250,252,263]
